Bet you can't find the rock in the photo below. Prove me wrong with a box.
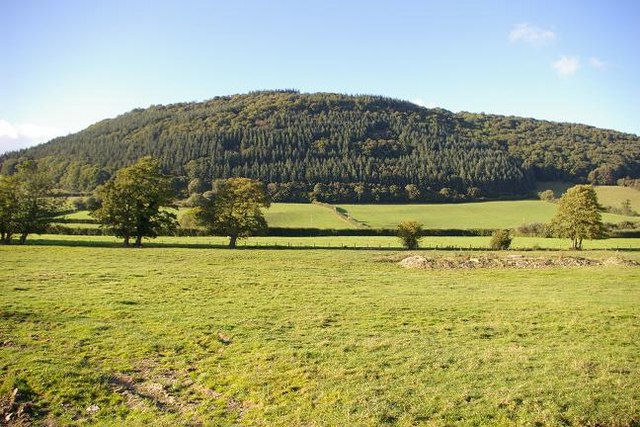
[398,256,432,269]
[86,404,100,414]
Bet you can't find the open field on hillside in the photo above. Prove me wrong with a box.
[1,245,639,426]
[535,183,640,212]
[21,234,640,250]
[594,186,640,211]
[58,203,354,230]
[259,203,353,229]
[57,196,639,231]
[338,200,636,229]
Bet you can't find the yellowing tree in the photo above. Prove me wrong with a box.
[550,185,604,250]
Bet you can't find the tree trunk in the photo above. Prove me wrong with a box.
[123,236,130,247]
[229,235,238,248]
[134,235,143,248]
[19,233,28,245]
[577,237,583,250]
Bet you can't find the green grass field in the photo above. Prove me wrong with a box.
[339,200,636,229]
[1,245,639,426]
[59,203,354,229]
[594,186,640,211]
[20,234,640,250]
[58,186,640,231]
[261,203,353,229]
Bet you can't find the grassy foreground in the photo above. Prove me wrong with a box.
[1,245,639,426]
[23,234,640,251]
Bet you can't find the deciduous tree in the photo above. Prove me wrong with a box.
[550,185,604,250]
[196,178,270,247]
[92,157,176,247]
[0,161,60,244]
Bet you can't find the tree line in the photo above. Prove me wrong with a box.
[2,91,638,202]
[0,157,607,250]
[0,158,269,247]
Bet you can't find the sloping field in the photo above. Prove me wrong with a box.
[57,187,639,231]
[340,201,635,229]
[58,204,355,229]
[595,185,640,211]
[1,245,639,426]
[263,203,353,229]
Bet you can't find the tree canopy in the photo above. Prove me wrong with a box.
[2,91,638,203]
[550,185,604,250]
[92,157,176,247]
[195,177,270,247]
[0,160,60,244]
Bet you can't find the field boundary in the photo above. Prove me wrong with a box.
[311,201,368,228]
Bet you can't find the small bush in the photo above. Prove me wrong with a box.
[397,221,423,250]
[490,229,512,250]
[516,222,553,237]
[538,189,555,201]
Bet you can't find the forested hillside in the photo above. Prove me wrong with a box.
[2,90,639,202]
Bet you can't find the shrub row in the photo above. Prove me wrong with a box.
[53,218,99,224]
[45,225,498,237]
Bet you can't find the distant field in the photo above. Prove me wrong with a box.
[59,203,354,229]
[594,186,640,211]
[58,187,639,231]
[340,200,636,229]
[262,203,353,229]
[2,245,639,426]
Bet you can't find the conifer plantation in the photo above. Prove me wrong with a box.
[2,91,639,202]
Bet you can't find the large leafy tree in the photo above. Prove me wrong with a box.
[0,161,60,244]
[550,185,604,250]
[92,157,176,247]
[196,177,270,248]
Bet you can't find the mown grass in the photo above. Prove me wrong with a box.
[59,203,354,229]
[338,201,635,229]
[1,245,639,426]
[595,186,640,212]
[22,234,640,250]
[262,203,353,229]
[59,186,639,231]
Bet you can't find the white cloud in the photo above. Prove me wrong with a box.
[509,23,556,45]
[589,56,607,70]
[553,56,580,77]
[412,98,437,109]
[0,119,62,154]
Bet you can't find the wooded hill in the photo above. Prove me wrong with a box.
[2,90,639,203]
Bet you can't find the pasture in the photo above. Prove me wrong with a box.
[1,245,639,426]
[594,186,640,212]
[338,200,635,229]
[57,196,639,232]
[20,234,640,251]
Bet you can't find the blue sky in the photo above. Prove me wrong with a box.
[1,0,639,153]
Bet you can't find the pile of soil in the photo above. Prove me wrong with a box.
[398,254,638,269]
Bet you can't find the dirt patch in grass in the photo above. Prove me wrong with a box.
[1,388,31,427]
[108,361,255,421]
[397,254,639,269]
